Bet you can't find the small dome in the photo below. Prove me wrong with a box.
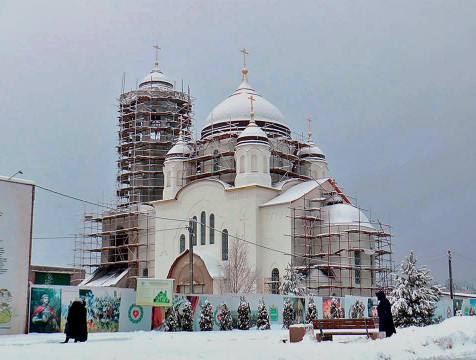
[166,136,192,159]
[201,72,290,139]
[297,140,326,160]
[139,66,173,89]
[236,121,269,146]
[321,203,373,228]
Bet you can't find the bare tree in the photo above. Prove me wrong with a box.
[220,239,259,294]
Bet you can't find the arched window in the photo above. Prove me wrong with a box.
[239,155,245,173]
[213,149,219,172]
[209,214,215,244]
[251,154,258,172]
[200,211,206,245]
[180,234,185,253]
[271,268,280,294]
[166,171,171,187]
[189,217,197,246]
[355,251,361,284]
[222,229,228,261]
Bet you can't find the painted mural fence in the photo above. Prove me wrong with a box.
[28,285,476,334]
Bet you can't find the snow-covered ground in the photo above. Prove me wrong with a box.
[1,317,475,360]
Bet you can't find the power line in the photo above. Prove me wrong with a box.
[451,251,476,264]
[36,184,115,210]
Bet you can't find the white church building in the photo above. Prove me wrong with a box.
[80,52,393,297]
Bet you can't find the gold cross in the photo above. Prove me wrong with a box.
[248,95,255,113]
[307,117,312,138]
[153,44,161,65]
[241,48,249,68]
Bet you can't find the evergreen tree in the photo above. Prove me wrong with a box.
[350,299,365,319]
[181,300,194,331]
[305,297,317,323]
[199,300,214,331]
[390,251,442,327]
[237,296,251,330]
[256,298,270,330]
[329,298,342,319]
[282,298,295,329]
[279,263,306,296]
[219,303,233,331]
[165,306,179,332]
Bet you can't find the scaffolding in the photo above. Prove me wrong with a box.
[73,204,156,288]
[117,85,193,206]
[289,191,394,297]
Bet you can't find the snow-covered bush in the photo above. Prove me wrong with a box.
[165,306,179,332]
[390,250,442,327]
[237,296,251,330]
[279,263,306,296]
[219,303,233,331]
[282,298,295,329]
[199,300,214,331]
[350,299,365,319]
[329,298,342,319]
[256,298,270,330]
[306,298,317,323]
[181,300,194,331]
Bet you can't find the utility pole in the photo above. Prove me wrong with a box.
[188,218,196,294]
[448,250,455,316]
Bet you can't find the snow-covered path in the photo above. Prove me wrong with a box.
[1,317,475,360]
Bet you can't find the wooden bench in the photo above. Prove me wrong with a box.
[312,318,380,342]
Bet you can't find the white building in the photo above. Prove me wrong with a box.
[150,64,393,297]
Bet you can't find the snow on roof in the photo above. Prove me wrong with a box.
[260,179,329,207]
[139,66,173,89]
[79,267,130,287]
[0,176,35,186]
[321,203,373,229]
[194,249,224,279]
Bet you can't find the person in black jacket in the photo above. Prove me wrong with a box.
[376,290,396,338]
[62,299,88,343]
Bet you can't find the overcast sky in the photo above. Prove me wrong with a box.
[1,1,474,286]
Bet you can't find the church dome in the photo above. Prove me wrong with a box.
[166,135,192,159]
[321,203,373,228]
[201,70,290,139]
[236,120,269,146]
[139,66,173,89]
[297,140,326,160]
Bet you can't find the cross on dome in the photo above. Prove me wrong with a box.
[248,95,256,123]
[153,44,161,67]
[240,48,249,68]
[307,117,312,139]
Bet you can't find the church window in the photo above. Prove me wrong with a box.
[200,211,206,245]
[209,214,215,244]
[251,154,258,172]
[355,251,361,284]
[213,150,219,172]
[189,217,197,246]
[239,155,245,173]
[222,229,228,261]
[271,268,280,294]
[180,234,185,253]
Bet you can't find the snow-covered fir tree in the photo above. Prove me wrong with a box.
[390,250,442,327]
[165,306,179,332]
[181,300,194,331]
[237,296,251,330]
[279,263,306,296]
[282,298,295,329]
[305,298,317,323]
[256,298,270,330]
[199,300,214,331]
[350,299,365,319]
[329,298,342,319]
[219,303,233,331]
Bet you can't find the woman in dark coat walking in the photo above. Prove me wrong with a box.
[376,290,396,338]
[62,299,88,343]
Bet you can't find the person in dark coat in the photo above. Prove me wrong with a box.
[376,290,396,338]
[62,299,88,343]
